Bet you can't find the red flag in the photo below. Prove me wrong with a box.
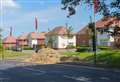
[35,17,38,31]
[10,27,12,36]
[94,0,100,14]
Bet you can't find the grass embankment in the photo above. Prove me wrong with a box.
[97,50,120,68]
[64,52,93,60]
[0,50,31,60]
[64,50,120,68]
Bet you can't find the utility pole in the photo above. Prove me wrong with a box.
[93,22,97,65]
[89,16,97,65]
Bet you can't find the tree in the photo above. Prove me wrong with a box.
[61,0,120,64]
[61,0,120,18]
[46,28,55,48]
[66,25,74,49]
[108,25,120,48]
[66,25,74,38]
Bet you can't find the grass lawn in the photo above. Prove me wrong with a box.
[63,52,93,59]
[63,50,120,68]
[97,50,120,68]
[0,50,31,60]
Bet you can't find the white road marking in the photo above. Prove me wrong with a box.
[63,75,91,82]
[100,77,110,80]
[0,78,9,81]
[32,72,46,76]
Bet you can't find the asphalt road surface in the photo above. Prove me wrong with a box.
[0,60,120,82]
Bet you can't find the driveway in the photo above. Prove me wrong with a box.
[0,60,120,82]
[22,50,35,54]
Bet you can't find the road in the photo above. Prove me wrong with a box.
[0,60,120,82]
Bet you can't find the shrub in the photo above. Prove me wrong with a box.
[76,45,89,48]
[66,45,76,49]
[76,46,90,52]
[97,46,111,50]
[23,46,33,50]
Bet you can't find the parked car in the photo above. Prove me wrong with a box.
[12,46,22,52]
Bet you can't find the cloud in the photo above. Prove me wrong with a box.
[0,0,19,8]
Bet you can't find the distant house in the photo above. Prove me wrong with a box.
[45,26,76,49]
[3,35,16,48]
[76,16,120,47]
[17,33,28,47]
[76,26,91,46]
[28,32,46,48]
[3,27,17,49]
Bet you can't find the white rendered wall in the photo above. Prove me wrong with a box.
[58,35,76,48]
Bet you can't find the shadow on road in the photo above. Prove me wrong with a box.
[0,61,120,82]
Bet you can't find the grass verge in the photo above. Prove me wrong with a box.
[0,50,31,60]
[63,50,120,68]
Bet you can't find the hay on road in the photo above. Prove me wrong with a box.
[24,48,61,64]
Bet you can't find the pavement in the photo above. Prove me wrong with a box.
[0,60,120,82]
[22,50,35,54]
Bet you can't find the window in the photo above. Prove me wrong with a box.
[68,42,73,46]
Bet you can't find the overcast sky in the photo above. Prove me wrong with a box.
[0,0,102,37]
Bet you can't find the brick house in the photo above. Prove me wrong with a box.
[3,27,17,49]
[76,26,91,46]
[17,33,28,47]
[28,32,46,48]
[3,35,16,49]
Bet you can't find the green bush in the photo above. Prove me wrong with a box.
[66,45,76,49]
[97,46,111,50]
[23,46,33,50]
[76,45,89,48]
[76,46,90,52]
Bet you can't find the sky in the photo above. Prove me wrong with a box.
[0,0,102,38]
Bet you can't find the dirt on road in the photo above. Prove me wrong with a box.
[24,48,61,64]
[24,48,81,64]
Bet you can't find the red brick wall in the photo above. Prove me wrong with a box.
[17,40,28,46]
[76,34,90,46]
[37,39,45,45]
[3,43,16,48]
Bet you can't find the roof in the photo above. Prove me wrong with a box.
[96,16,120,29]
[77,17,120,35]
[3,36,16,43]
[46,26,75,36]
[77,25,89,35]
[28,32,46,39]
[17,33,28,40]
